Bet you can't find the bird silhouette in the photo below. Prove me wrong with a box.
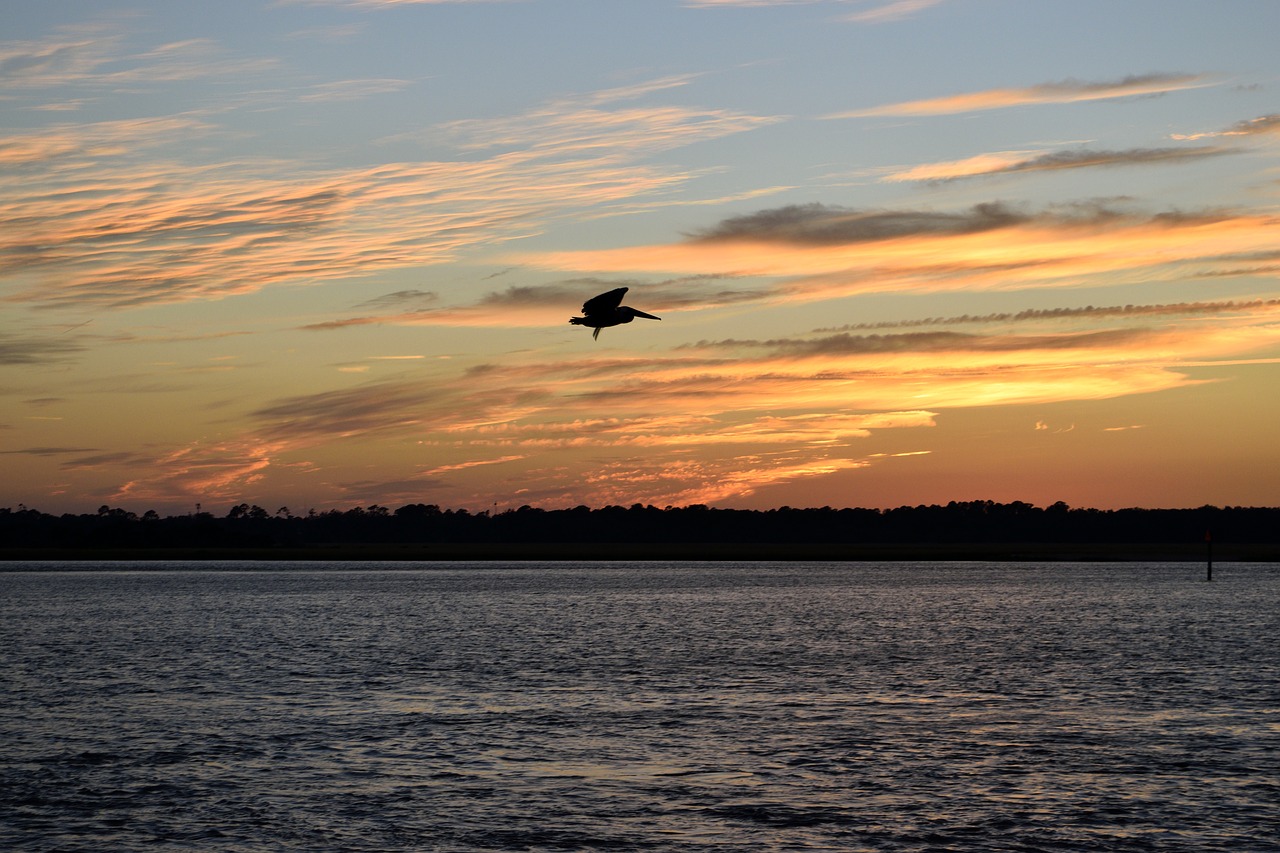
[568,287,660,340]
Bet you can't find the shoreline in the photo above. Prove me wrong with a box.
[2,541,1273,563]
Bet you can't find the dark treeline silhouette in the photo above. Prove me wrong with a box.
[1,501,1276,557]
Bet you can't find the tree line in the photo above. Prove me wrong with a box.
[1,500,1275,553]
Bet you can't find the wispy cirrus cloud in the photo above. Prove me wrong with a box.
[687,200,1029,243]
[882,145,1232,182]
[0,333,84,365]
[421,455,525,475]
[85,373,543,504]
[683,1,827,7]
[298,77,411,102]
[251,380,461,442]
[85,290,1280,508]
[683,0,945,20]
[828,73,1213,119]
[0,115,211,164]
[844,0,944,24]
[327,476,447,506]
[63,451,148,471]
[107,38,280,85]
[294,204,1280,338]
[278,0,511,7]
[882,109,1278,184]
[1,31,277,94]
[109,437,290,504]
[443,410,935,451]
[294,296,1280,502]
[300,283,591,331]
[515,200,1280,304]
[0,37,103,90]
[438,98,777,159]
[2,93,773,309]
[575,453,873,508]
[819,298,1280,333]
[352,289,440,311]
[1,446,100,457]
[284,23,367,42]
[1172,113,1280,141]
[2,28,780,316]
[684,327,1158,357]
[301,277,763,330]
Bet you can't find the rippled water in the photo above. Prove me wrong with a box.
[2,562,1277,851]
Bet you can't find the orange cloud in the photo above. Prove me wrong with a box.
[421,455,526,475]
[883,145,1232,182]
[302,277,767,331]
[576,453,873,507]
[310,220,1280,333]
[845,0,944,23]
[818,298,1280,334]
[515,203,1280,304]
[282,0,509,6]
[0,155,671,307]
[682,0,944,17]
[1172,113,1280,141]
[1,90,774,308]
[441,410,937,450]
[62,293,1280,509]
[441,103,777,157]
[106,437,289,504]
[829,73,1212,118]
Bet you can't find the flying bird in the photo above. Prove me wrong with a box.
[568,287,660,340]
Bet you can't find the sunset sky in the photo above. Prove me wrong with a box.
[4,0,1280,515]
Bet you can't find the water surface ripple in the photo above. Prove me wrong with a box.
[2,562,1276,851]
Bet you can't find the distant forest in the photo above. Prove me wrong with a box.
[1,501,1276,558]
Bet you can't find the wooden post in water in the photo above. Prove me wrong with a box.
[1205,529,1213,582]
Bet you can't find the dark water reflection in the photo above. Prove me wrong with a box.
[2,562,1277,851]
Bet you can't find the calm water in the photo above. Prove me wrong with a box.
[1,562,1277,852]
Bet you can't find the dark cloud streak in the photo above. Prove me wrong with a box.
[932,146,1233,183]
[688,202,1029,244]
[684,328,1153,357]
[814,298,1280,333]
[353,289,439,310]
[1,446,100,456]
[300,275,767,331]
[684,200,1245,248]
[0,334,83,365]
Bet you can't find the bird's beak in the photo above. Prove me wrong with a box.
[633,310,660,320]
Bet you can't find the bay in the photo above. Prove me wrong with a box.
[2,562,1276,851]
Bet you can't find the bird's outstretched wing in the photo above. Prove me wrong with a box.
[582,287,628,316]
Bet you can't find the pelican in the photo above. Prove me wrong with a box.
[568,287,660,340]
